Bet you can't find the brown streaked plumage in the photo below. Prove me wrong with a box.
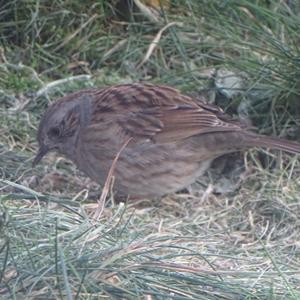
[33,83,300,199]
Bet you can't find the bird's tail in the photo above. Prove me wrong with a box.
[245,133,300,154]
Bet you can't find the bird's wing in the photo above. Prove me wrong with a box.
[87,83,243,143]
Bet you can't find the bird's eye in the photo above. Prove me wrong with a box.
[48,126,61,138]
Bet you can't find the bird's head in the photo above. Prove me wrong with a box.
[33,93,92,166]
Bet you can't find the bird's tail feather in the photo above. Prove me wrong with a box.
[245,134,300,154]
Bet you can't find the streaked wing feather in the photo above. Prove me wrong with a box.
[89,83,243,143]
[118,104,242,143]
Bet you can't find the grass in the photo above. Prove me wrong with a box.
[0,0,300,299]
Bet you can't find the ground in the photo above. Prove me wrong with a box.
[0,1,300,299]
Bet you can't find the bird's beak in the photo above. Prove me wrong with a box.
[32,145,49,167]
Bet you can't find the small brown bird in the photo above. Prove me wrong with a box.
[33,83,300,199]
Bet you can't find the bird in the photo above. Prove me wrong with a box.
[33,83,300,200]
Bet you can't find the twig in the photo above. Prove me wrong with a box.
[53,14,98,52]
[93,138,133,221]
[136,22,182,69]
[36,75,92,97]
[0,62,44,86]
[102,39,128,63]
[133,0,160,23]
